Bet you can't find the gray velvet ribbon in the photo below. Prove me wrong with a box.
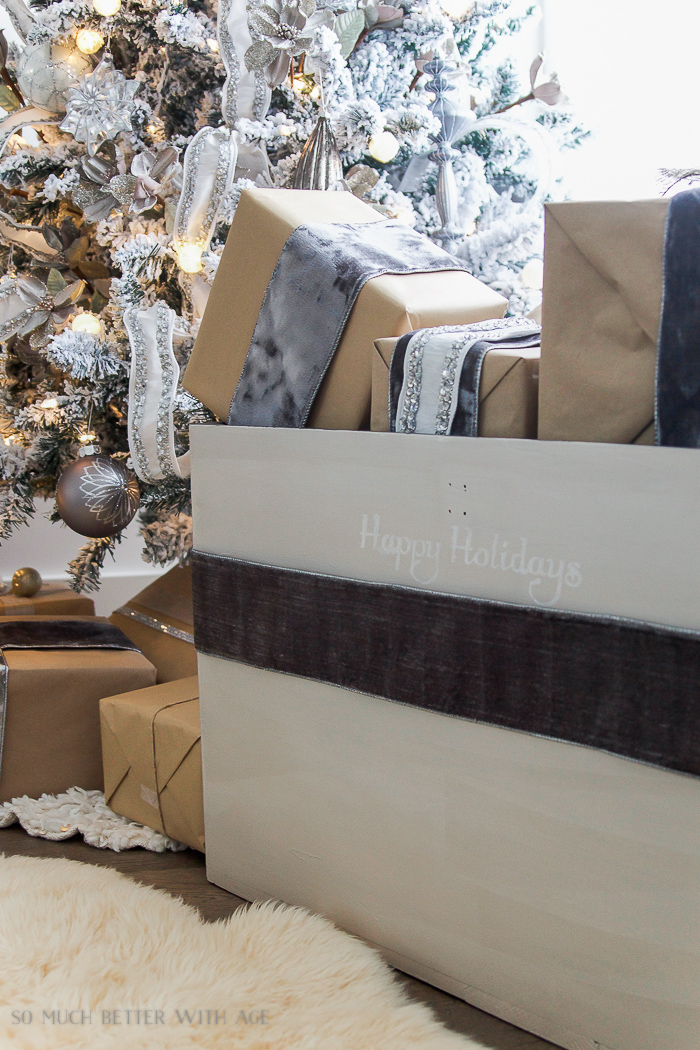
[389,319,541,435]
[0,619,140,780]
[191,550,700,776]
[656,188,700,446]
[228,219,466,428]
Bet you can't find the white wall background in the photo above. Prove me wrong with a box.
[542,0,700,199]
[0,502,164,615]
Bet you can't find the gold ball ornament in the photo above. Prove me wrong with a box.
[11,567,42,598]
[56,452,140,538]
[16,41,93,115]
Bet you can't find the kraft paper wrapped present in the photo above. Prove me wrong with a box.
[100,676,204,852]
[183,187,507,430]
[538,199,668,444]
[0,616,156,803]
[0,582,94,617]
[110,565,196,683]
[371,335,539,437]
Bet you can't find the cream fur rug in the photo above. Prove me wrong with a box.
[0,856,483,1049]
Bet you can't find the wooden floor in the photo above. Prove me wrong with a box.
[0,824,557,1049]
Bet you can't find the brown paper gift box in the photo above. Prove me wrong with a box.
[183,188,507,429]
[100,675,204,852]
[109,565,196,684]
[0,583,94,617]
[371,337,539,438]
[0,616,156,803]
[538,200,668,444]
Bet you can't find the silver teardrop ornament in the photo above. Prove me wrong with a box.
[293,116,343,191]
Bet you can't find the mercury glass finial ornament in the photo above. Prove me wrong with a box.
[56,446,139,538]
[423,57,476,245]
[293,116,343,190]
[16,41,93,115]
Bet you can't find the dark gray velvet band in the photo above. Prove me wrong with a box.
[0,619,139,650]
[228,220,466,428]
[191,550,700,777]
[656,187,700,446]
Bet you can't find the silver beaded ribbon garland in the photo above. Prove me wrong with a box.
[395,318,541,436]
[171,126,238,266]
[123,302,191,483]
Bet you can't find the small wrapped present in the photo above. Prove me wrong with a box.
[100,675,203,852]
[371,319,540,437]
[110,565,196,683]
[0,616,156,803]
[0,582,94,617]
[183,188,507,430]
[538,199,668,444]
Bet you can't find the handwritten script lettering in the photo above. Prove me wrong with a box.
[360,515,583,607]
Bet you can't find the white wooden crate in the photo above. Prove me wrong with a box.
[190,426,700,1050]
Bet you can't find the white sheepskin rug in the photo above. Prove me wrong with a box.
[0,788,186,852]
[0,855,482,1049]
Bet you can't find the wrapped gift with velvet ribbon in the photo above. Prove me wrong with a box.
[187,423,700,1050]
[371,318,541,437]
[183,187,507,430]
[0,616,155,802]
[539,189,700,447]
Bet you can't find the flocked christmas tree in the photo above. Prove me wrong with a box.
[0,0,583,590]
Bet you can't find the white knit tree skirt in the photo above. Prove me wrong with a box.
[0,787,187,852]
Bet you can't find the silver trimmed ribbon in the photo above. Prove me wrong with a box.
[218,0,271,126]
[390,319,541,436]
[112,605,195,645]
[172,125,238,263]
[124,301,191,484]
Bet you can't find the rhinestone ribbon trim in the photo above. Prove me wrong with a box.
[113,605,195,645]
[396,319,541,436]
[124,301,190,483]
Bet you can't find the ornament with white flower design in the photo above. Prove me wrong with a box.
[56,448,140,538]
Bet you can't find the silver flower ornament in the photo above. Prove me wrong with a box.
[245,0,335,87]
[59,54,139,156]
[129,147,180,213]
[361,0,404,32]
[15,271,85,348]
[529,55,565,106]
[72,144,127,222]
